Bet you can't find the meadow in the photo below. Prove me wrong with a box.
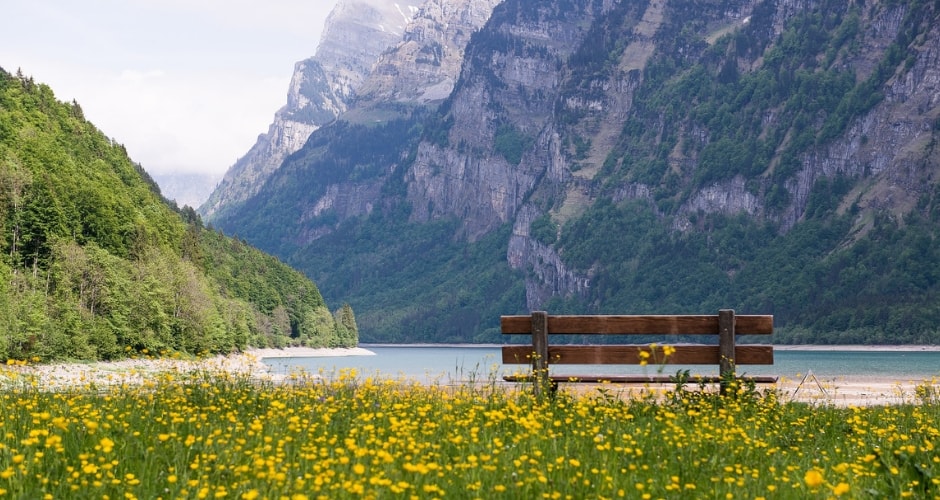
[0,367,938,499]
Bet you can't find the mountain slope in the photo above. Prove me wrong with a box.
[212,0,940,344]
[0,68,357,361]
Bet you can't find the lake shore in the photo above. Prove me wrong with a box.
[773,344,940,351]
[0,347,376,391]
[364,343,940,352]
[1,345,937,406]
[250,346,376,358]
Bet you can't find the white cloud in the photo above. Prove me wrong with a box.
[0,0,338,176]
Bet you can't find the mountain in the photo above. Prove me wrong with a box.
[200,0,428,220]
[152,171,220,208]
[0,67,357,362]
[210,0,940,345]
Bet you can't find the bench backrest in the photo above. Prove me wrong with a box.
[502,310,773,374]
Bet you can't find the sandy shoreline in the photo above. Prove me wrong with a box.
[1,346,937,406]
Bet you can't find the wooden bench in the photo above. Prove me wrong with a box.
[501,310,775,395]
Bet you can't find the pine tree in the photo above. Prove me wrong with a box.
[337,303,359,347]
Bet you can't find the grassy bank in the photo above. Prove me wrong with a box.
[0,369,938,499]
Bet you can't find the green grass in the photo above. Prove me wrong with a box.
[0,368,938,499]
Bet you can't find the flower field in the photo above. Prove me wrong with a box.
[0,368,938,499]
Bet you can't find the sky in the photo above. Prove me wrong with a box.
[0,0,339,177]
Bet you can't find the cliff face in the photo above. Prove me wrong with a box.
[491,0,940,309]
[200,0,424,219]
[354,0,502,107]
[424,1,658,306]
[668,0,940,233]
[210,0,940,343]
[780,3,940,228]
[407,2,611,239]
[316,0,424,101]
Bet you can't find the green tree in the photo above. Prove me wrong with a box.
[336,303,359,347]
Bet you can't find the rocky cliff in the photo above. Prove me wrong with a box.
[200,0,425,219]
[209,0,940,344]
[354,0,502,109]
[201,0,501,220]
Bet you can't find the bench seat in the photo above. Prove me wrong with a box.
[501,310,775,395]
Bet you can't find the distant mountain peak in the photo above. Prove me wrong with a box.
[354,0,503,108]
[200,0,427,219]
[200,0,498,220]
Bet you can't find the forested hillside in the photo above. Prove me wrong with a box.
[0,68,357,361]
[210,0,940,345]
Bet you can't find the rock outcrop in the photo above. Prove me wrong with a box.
[355,0,502,107]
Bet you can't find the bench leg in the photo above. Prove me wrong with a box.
[532,311,551,398]
[719,309,735,395]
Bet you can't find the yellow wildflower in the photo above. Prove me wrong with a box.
[99,437,114,453]
[804,469,824,489]
[832,482,850,496]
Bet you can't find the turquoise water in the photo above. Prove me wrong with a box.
[261,345,940,383]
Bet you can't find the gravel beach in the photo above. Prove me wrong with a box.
[0,347,374,391]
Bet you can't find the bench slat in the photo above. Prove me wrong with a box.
[501,314,773,335]
[502,344,774,365]
[503,374,779,384]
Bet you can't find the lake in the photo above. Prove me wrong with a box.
[261,345,940,383]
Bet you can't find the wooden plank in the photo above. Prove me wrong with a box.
[502,345,774,365]
[501,314,773,335]
[735,315,774,335]
[504,374,779,384]
[549,315,720,335]
[501,315,536,334]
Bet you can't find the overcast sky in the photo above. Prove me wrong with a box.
[0,0,338,177]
